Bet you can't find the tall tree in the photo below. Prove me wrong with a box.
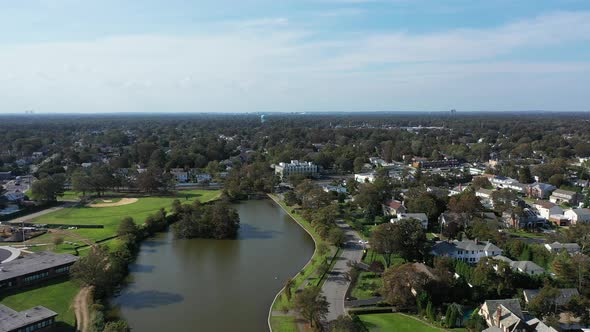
[294,287,330,328]
[30,174,65,202]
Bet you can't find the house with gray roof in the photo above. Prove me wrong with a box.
[564,208,590,224]
[523,288,579,307]
[550,189,581,205]
[0,251,78,292]
[431,239,502,263]
[544,242,581,255]
[493,256,546,276]
[0,304,57,332]
[393,213,428,229]
[528,182,557,199]
[480,299,558,332]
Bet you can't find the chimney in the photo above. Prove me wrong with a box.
[495,306,502,327]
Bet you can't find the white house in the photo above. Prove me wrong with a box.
[564,208,590,224]
[274,160,319,179]
[321,184,347,194]
[493,256,545,276]
[532,200,564,220]
[354,172,376,184]
[431,239,502,263]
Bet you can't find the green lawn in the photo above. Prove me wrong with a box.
[270,316,298,332]
[0,279,79,329]
[503,228,546,239]
[29,190,221,243]
[351,271,382,300]
[359,313,444,332]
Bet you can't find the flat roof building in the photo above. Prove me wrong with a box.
[0,304,57,332]
[0,252,78,292]
[274,160,319,179]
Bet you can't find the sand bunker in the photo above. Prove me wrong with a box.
[87,198,138,208]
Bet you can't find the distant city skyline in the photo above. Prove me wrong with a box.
[1,0,589,113]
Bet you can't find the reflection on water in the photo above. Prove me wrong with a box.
[112,200,314,332]
[114,290,184,309]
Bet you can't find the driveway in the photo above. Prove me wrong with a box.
[321,220,364,323]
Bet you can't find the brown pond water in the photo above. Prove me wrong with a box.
[112,199,314,332]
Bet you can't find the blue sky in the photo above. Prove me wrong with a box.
[1,0,589,113]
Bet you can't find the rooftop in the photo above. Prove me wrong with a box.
[432,239,501,255]
[0,251,78,282]
[0,305,57,332]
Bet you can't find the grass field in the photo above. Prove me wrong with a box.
[351,271,382,300]
[0,278,78,329]
[359,313,444,332]
[28,190,221,246]
[270,316,298,332]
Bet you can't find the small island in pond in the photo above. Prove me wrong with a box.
[171,200,240,239]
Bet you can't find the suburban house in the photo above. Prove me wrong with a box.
[493,256,545,276]
[448,185,468,196]
[0,304,57,332]
[321,184,347,194]
[564,208,590,224]
[393,213,428,229]
[170,168,189,183]
[502,208,542,229]
[354,172,376,184]
[548,214,571,226]
[549,189,581,205]
[2,191,24,202]
[475,188,494,200]
[194,173,212,183]
[480,299,557,332]
[439,212,471,227]
[431,239,502,263]
[274,160,319,179]
[382,200,406,217]
[0,252,78,292]
[475,188,494,207]
[490,176,516,189]
[0,172,13,181]
[544,242,581,255]
[523,288,579,307]
[528,182,557,199]
[532,200,564,219]
[411,159,460,169]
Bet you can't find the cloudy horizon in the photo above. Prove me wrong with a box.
[1,0,589,113]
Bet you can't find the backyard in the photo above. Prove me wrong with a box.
[359,313,448,332]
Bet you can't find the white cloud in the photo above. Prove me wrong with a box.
[0,11,589,113]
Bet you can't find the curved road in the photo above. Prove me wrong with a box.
[321,220,364,323]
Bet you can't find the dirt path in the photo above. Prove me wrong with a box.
[7,202,76,224]
[87,197,138,208]
[74,286,92,332]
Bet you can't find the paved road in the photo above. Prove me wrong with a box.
[321,220,364,323]
[6,202,76,224]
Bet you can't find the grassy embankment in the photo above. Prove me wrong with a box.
[267,194,333,331]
